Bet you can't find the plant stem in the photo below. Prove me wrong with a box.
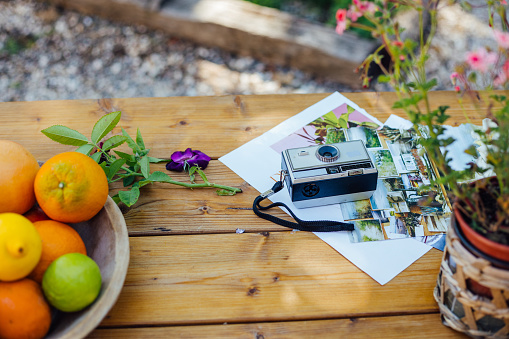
[163,179,242,193]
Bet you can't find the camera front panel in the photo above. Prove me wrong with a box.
[290,172,377,207]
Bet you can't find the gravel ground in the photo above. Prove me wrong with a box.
[0,0,352,102]
[0,0,498,102]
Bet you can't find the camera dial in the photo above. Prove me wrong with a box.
[315,145,340,163]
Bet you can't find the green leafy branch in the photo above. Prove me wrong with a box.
[41,111,242,207]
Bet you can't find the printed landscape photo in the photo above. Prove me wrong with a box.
[341,199,373,221]
[349,219,385,243]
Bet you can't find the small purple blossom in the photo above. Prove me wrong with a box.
[166,148,211,172]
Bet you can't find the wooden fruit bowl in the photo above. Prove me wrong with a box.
[44,196,130,338]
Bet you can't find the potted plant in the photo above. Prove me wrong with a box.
[335,0,509,336]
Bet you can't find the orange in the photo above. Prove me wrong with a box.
[34,152,109,223]
[0,140,40,214]
[0,278,51,339]
[23,204,50,223]
[29,220,87,283]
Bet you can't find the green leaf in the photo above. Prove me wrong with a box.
[99,161,110,177]
[114,150,135,163]
[121,127,142,154]
[464,145,478,157]
[322,111,339,127]
[435,106,450,124]
[392,100,408,109]
[188,165,198,183]
[195,166,208,183]
[421,79,438,91]
[136,128,145,150]
[459,1,472,11]
[356,121,381,129]
[377,75,391,83]
[41,125,89,146]
[118,186,140,207]
[76,144,95,155]
[107,158,126,181]
[148,171,172,182]
[111,194,121,204]
[138,148,150,157]
[133,163,141,173]
[123,175,135,187]
[136,180,149,188]
[217,189,237,196]
[338,118,349,129]
[338,110,351,129]
[102,135,127,151]
[139,156,150,179]
[148,156,171,163]
[90,152,101,163]
[468,72,477,83]
[91,111,121,144]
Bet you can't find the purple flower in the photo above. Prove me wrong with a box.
[166,148,211,172]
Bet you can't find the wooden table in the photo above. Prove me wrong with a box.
[1,92,476,338]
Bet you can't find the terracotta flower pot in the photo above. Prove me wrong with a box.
[454,205,509,263]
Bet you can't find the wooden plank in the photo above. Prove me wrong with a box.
[0,92,493,235]
[90,314,467,338]
[0,92,496,236]
[98,232,443,327]
[112,162,294,236]
[0,92,490,161]
[0,94,329,160]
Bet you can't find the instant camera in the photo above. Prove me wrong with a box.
[281,140,378,208]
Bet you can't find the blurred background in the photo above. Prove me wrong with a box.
[0,0,495,102]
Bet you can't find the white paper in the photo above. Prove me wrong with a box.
[219,92,432,285]
[314,232,430,285]
[384,114,414,130]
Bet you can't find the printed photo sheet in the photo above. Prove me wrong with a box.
[219,92,432,285]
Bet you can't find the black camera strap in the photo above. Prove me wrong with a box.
[252,180,355,232]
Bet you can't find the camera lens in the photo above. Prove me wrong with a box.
[316,145,340,162]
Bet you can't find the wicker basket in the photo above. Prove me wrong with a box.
[434,215,509,338]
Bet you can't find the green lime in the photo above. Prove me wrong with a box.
[42,253,102,312]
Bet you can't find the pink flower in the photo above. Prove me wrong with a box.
[494,30,509,49]
[336,8,347,22]
[494,72,507,86]
[450,72,459,85]
[335,21,347,35]
[466,48,498,73]
[358,1,376,14]
[352,0,377,15]
[454,86,461,93]
[500,0,507,5]
[494,60,509,86]
[392,41,404,48]
[347,7,363,22]
[335,9,348,35]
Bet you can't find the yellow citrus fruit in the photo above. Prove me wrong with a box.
[0,278,52,339]
[29,220,87,284]
[42,253,102,312]
[34,152,109,223]
[0,140,40,214]
[0,213,42,281]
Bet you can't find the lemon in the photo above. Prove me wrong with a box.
[42,253,102,312]
[0,213,42,281]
